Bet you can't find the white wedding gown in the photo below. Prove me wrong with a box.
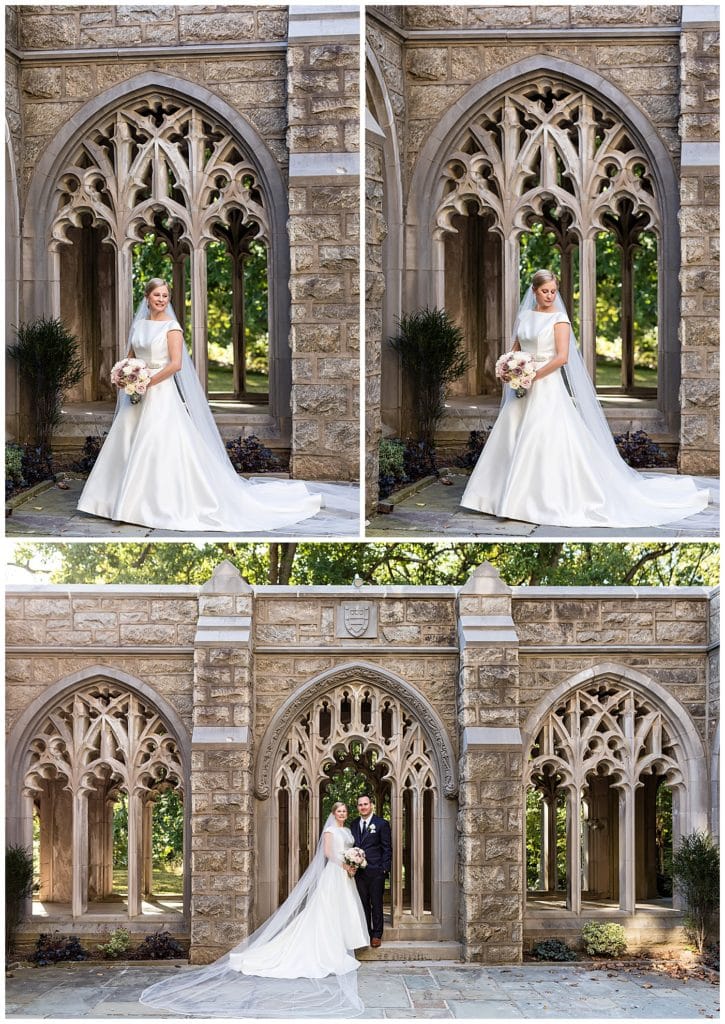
[460,310,709,528]
[139,824,368,1017]
[77,318,322,532]
[231,825,368,978]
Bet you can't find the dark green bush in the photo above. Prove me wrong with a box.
[672,831,719,953]
[128,930,186,960]
[225,435,280,473]
[532,938,577,961]
[30,932,89,966]
[6,845,35,956]
[581,922,627,957]
[614,430,669,469]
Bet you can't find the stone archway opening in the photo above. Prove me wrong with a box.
[525,677,685,918]
[257,670,457,941]
[22,681,185,923]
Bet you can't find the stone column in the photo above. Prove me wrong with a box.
[678,5,719,474]
[127,788,144,917]
[286,5,360,481]
[565,787,582,915]
[618,783,637,914]
[365,111,386,513]
[457,562,523,964]
[115,246,133,360]
[71,790,89,918]
[579,236,597,379]
[190,561,255,964]
[190,246,208,391]
[142,799,154,897]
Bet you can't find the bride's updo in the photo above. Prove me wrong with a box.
[331,801,346,814]
[531,269,558,291]
[144,277,170,297]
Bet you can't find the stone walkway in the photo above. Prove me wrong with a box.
[5,961,719,1018]
[5,478,360,539]
[368,472,720,538]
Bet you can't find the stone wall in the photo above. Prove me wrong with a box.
[287,7,360,481]
[365,116,385,512]
[678,7,720,475]
[5,570,718,962]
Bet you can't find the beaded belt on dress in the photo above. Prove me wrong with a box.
[148,362,163,369]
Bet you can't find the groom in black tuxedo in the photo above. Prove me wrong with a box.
[351,793,392,947]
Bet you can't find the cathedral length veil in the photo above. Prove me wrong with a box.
[139,813,364,1018]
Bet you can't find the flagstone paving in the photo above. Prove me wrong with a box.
[367,472,720,538]
[5,478,361,539]
[5,961,719,1018]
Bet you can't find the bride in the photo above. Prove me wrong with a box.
[139,802,369,1017]
[77,278,323,533]
[460,269,709,528]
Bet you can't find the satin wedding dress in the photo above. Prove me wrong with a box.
[77,317,322,532]
[460,309,709,528]
[139,821,368,1017]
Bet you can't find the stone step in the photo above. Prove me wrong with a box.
[357,941,463,962]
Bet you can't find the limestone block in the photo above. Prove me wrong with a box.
[571,5,679,24]
[682,378,719,407]
[406,48,448,81]
[291,384,349,415]
[308,44,358,70]
[323,420,359,450]
[20,14,78,48]
[179,13,255,42]
[680,113,720,141]
[116,5,176,24]
[21,68,62,99]
[290,275,345,301]
[405,6,464,27]
[24,101,82,137]
[408,84,468,121]
[450,45,486,82]
[257,9,287,39]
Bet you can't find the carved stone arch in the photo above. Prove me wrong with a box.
[6,665,191,921]
[5,120,21,440]
[406,56,680,432]
[366,47,405,436]
[21,72,291,423]
[255,661,458,800]
[521,662,707,914]
[255,662,458,939]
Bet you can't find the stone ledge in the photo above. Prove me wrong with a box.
[462,726,522,750]
[192,726,249,748]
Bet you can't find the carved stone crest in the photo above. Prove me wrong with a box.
[336,601,377,639]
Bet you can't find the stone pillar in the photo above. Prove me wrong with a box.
[287,5,360,481]
[678,5,719,475]
[190,246,208,392]
[565,787,582,915]
[142,800,154,897]
[127,788,143,917]
[365,110,386,513]
[115,246,133,361]
[579,236,597,379]
[618,783,637,914]
[71,790,89,918]
[457,562,523,964]
[190,560,255,964]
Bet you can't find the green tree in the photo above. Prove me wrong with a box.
[9,542,719,588]
[671,831,720,953]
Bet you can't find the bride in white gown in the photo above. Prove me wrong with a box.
[140,802,369,1017]
[77,278,323,533]
[460,269,709,529]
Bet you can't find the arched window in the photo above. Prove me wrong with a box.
[51,92,270,404]
[22,682,184,920]
[525,679,685,915]
[436,77,661,400]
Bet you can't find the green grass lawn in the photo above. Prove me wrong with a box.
[596,358,657,389]
[208,363,268,395]
[112,866,184,897]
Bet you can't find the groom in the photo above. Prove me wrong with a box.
[351,794,392,948]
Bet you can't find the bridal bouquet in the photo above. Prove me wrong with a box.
[111,358,152,404]
[495,351,536,398]
[343,847,367,872]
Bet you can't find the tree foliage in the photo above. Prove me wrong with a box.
[672,831,720,953]
[10,542,719,588]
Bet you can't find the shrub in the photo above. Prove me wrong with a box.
[72,435,106,475]
[128,930,186,961]
[672,831,720,954]
[30,932,89,966]
[225,435,280,474]
[5,444,25,499]
[7,317,84,455]
[456,429,492,469]
[6,845,35,956]
[581,922,627,958]
[378,439,407,499]
[99,928,131,960]
[388,307,469,448]
[402,438,438,481]
[614,430,669,469]
[532,938,577,961]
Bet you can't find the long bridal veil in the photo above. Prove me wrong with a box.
[139,814,364,1018]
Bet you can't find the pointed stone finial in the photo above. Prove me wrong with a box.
[460,561,511,595]
[200,560,252,594]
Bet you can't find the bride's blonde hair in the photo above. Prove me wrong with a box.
[531,269,558,291]
[331,801,346,814]
[144,277,170,297]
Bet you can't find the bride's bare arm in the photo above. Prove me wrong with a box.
[534,322,569,381]
[147,329,184,387]
[512,339,521,352]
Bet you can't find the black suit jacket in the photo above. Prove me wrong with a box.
[352,814,392,873]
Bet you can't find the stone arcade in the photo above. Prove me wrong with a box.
[366,5,719,507]
[6,562,719,964]
[6,5,359,481]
